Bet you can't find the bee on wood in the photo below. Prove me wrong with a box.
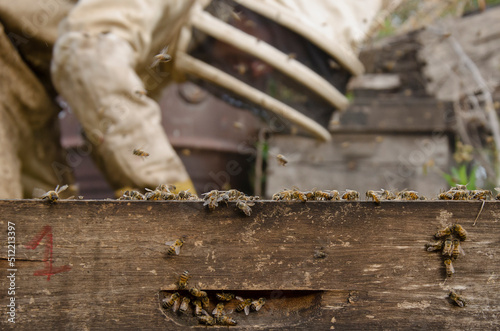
[366,190,381,204]
[291,188,307,202]
[151,46,171,68]
[178,189,197,200]
[201,296,210,309]
[166,238,184,256]
[236,199,255,216]
[212,302,225,318]
[162,292,180,310]
[189,287,208,298]
[442,237,453,257]
[216,316,237,326]
[425,240,443,252]
[133,148,150,158]
[250,297,266,312]
[177,270,190,290]
[314,250,327,259]
[435,226,452,239]
[397,190,420,200]
[178,297,190,314]
[198,310,216,326]
[145,187,162,200]
[438,191,454,200]
[192,300,203,316]
[235,296,252,315]
[451,189,469,200]
[468,189,491,200]
[276,154,288,166]
[451,238,465,260]
[203,196,219,211]
[39,184,69,203]
[216,292,235,301]
[342,189,359,201]
[444,258,455,277]
[119,190,145,200]
[380,189,397,200]
[216,191,230,206]
[449,291,467,307]
[452,224,468,240]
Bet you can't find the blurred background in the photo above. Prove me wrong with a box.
[59,0,500,199]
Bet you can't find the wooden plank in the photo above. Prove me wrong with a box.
[1,200,500,329]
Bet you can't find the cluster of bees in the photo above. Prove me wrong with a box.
[425,224,468,277]
[118,184,198,201]
[202,190,259,216]
[271,188,427,202]
[161,270,266,326]
[438,185,492,200]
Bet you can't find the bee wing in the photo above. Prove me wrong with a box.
[459,244,466,256]
[211,307,219,315]
[226,309,234,314]
[174,245,181,255]
[201,309,209,316]
[165,240,176,246]
[57,184,69,193]
[235,296,244,302]
[244,305,250,316]
[172,299,180,312]
[32,187,48,199]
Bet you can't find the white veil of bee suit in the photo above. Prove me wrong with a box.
[0,0,381,198]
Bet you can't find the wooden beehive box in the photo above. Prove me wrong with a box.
[1,199,499,329]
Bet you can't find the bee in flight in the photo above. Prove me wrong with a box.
[151,46,172,68]
[276,154,288,166]
[449,291,467,307]
[177,270,190,290]
[251,297,266,311]
[133,148,150,158]
[235,296,252,315]
[216,292,235,302]
[39,184,69,203]
[178,297,190,314]
[166,238,184,256]
[162,292,180,311]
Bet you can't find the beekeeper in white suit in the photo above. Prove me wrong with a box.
[0,0,381,198]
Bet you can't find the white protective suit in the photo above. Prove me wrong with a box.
[0,0,381,198]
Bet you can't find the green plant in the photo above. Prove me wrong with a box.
[442,164,477,190]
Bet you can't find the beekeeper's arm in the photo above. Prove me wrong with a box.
[51,0,196,193]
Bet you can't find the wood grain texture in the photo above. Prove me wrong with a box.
[1,200,499,329]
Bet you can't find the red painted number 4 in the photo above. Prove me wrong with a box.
[24,225,71,280]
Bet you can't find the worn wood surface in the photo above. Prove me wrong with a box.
[1,200,499,329]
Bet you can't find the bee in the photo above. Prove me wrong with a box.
[40,184,69,203]
[151,46,171,68]
[276,154,288,166]
[201,296,210,309]
[452,224,468,240]
[468,189,491,200]
[235,296,252,315]
[178,297,190,314]
[133,148,150,158]
[216,316,237,326]
[166,238,184,256]
[198,311,216,326]
[189,287,208,298]
[425,240,443,252]
[451,238,465,260]
[162,292,180,310]
[366,190,381,204]
[212,302,225,318]
[495,187,500,200]
[451,189,468,200]
[444,258,455,277]
[250,297,266,311]
[203,196,219,211]
[127,190,145,200]
[449,291,467,307]
[178,190,197,200]
[192,300,203,316]
[314,250,327,259]
[177,270,191,290]
[216,292,235,301]
[342,189,359,201]
[145,188,162,200]
[442,237,453,257]
[236,199,255,216]
[291,188,307,202]
[438,191,453,200]
[157,184,176,193]
[234,63,247,75]
[216,191,230,206]
[435,226,452,239]
[397,190,420,200]
[380,189,397,200]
